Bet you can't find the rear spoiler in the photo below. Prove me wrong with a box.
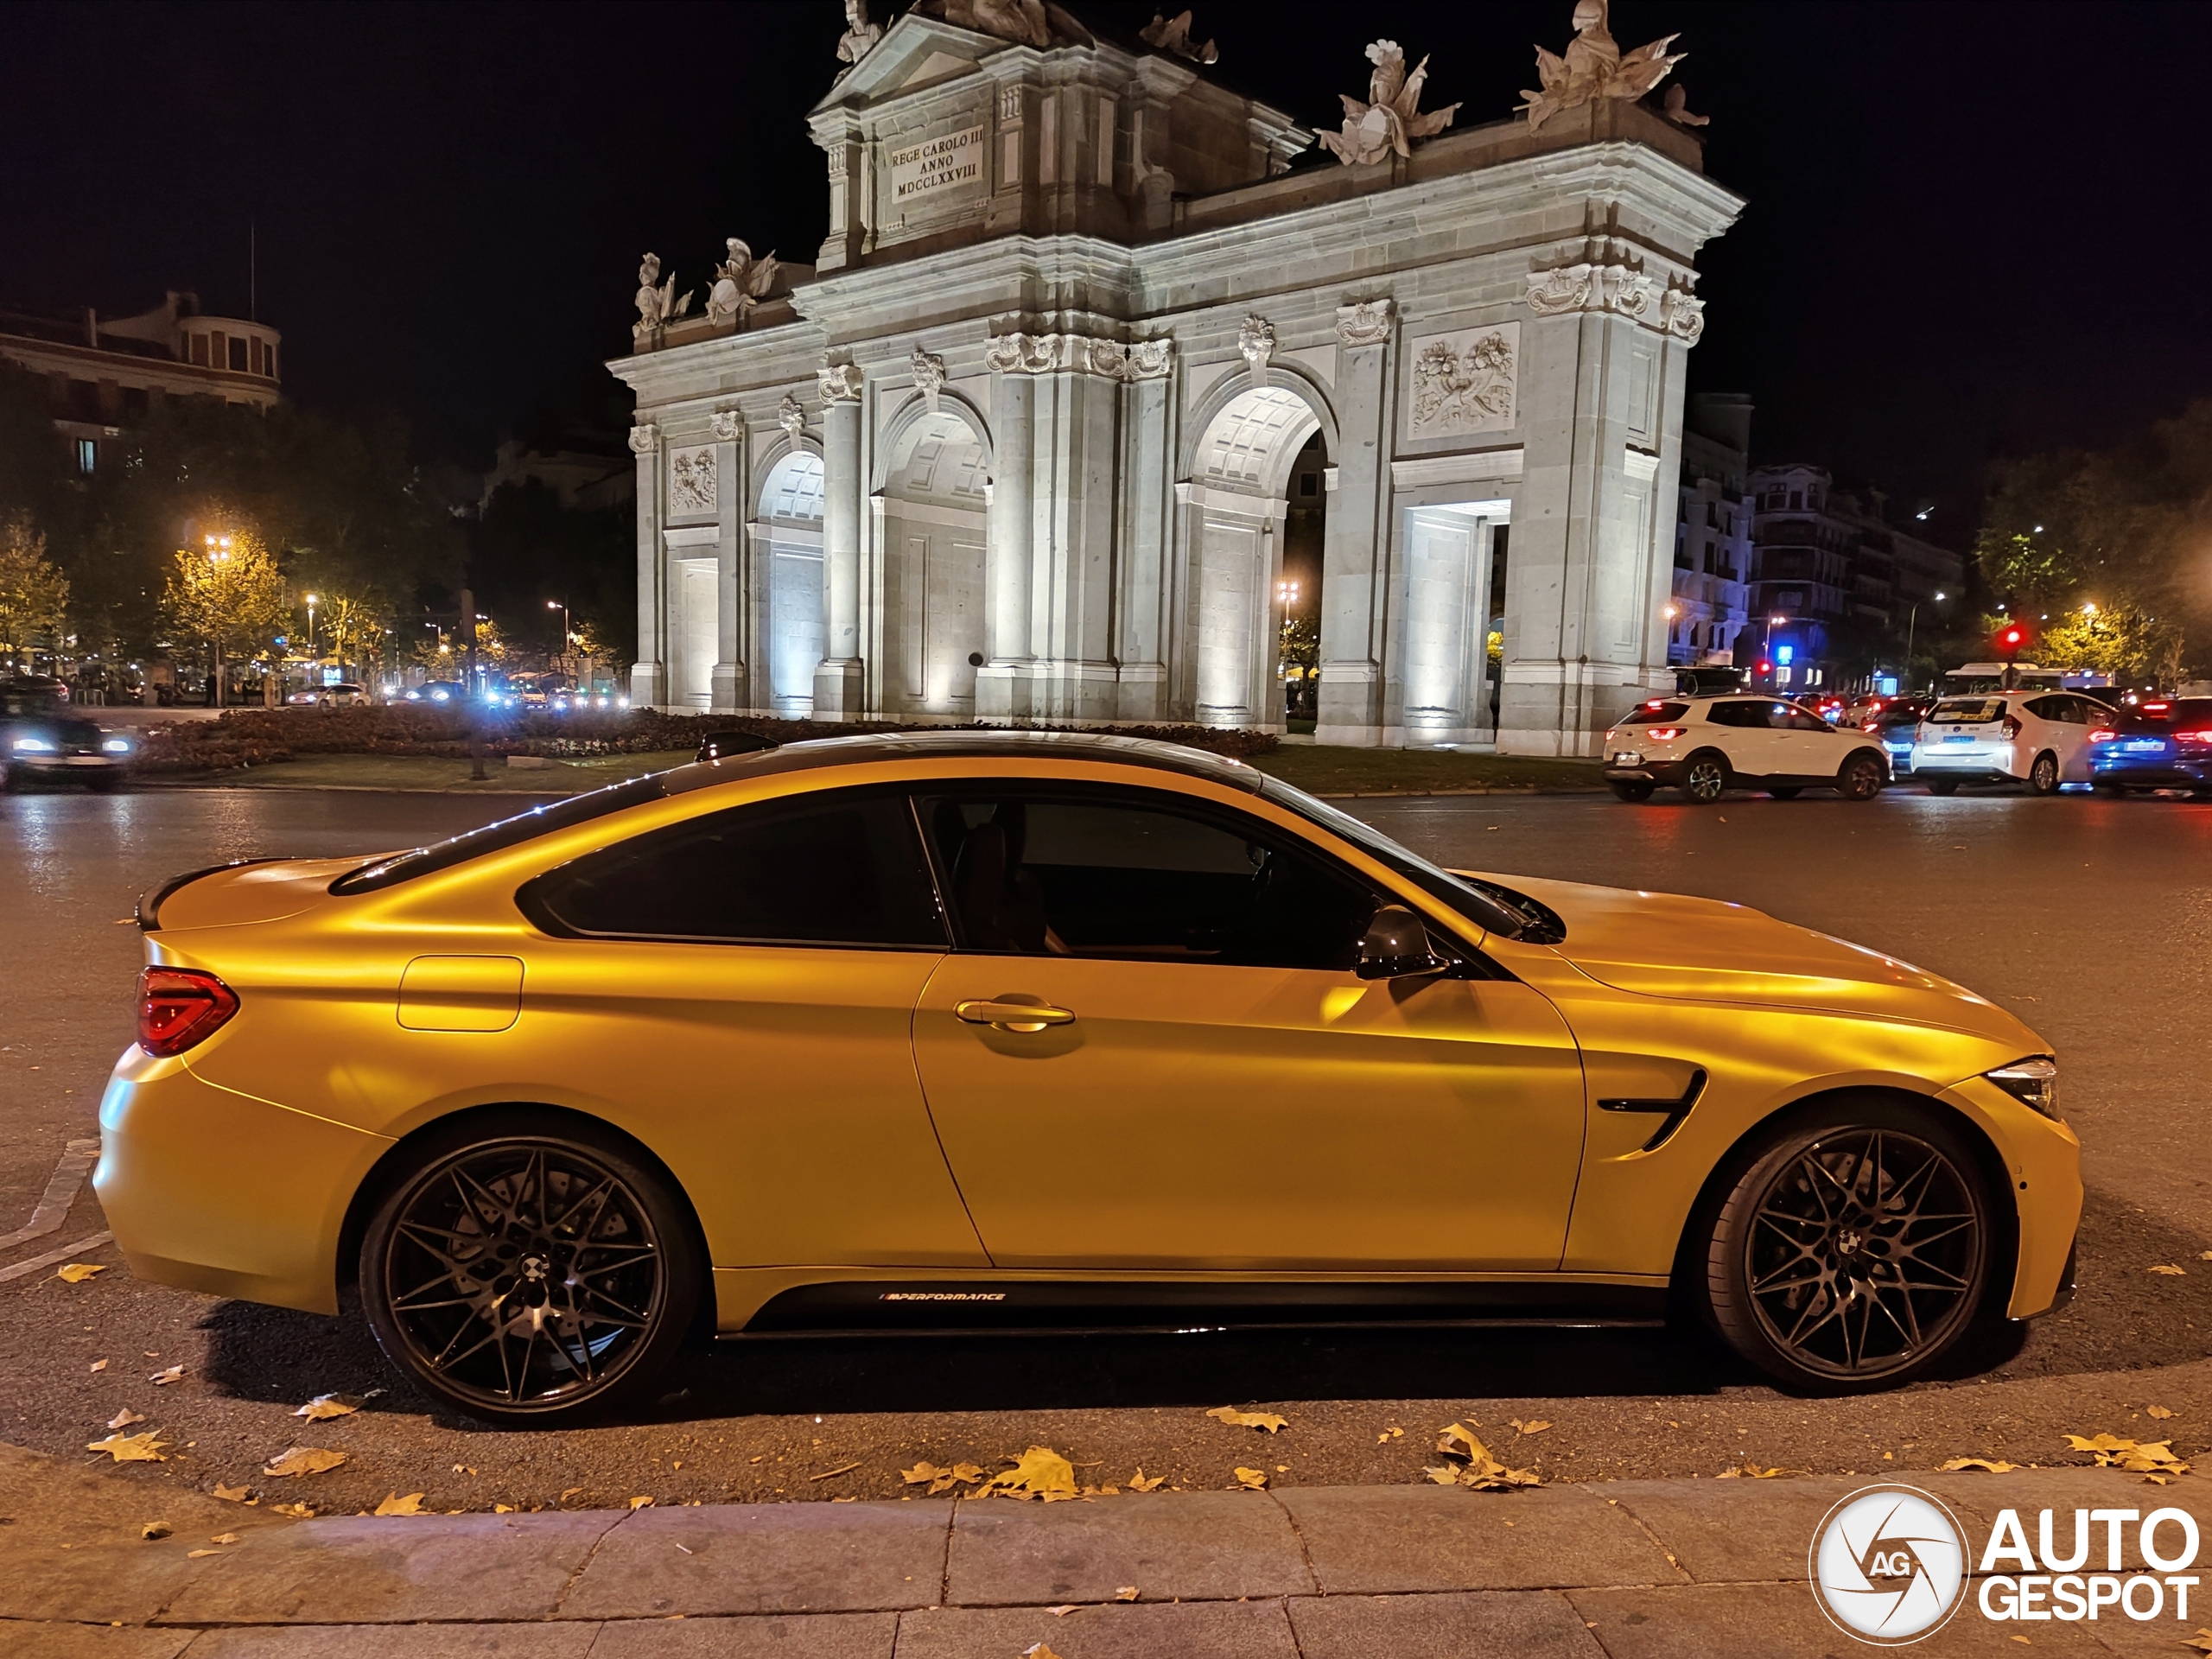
[696,730,779,763]
[137,857,287,932]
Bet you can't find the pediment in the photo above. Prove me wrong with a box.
[811,15,1002,115]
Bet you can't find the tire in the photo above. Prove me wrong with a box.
[1837,751,1886,802]
[2027,752,2059,796]
[1680,751,1730,804]
[1925,779,1959,797]
[1702,1100,1997,1391]
[359,1114,703,1423]
[1766,786,1802,800]
[1609,780,1656,802]
[2092,782,2126,798]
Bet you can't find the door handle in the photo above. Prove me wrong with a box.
[955,999,1077,1033]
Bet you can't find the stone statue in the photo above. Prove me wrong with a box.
[917,0,1091,49]
[706,238,781,327]
[910,346,947,412]
[1237,314,1276,385]
[1521,0,1685,134]
[1139,10,1217,66]
[632,254,691,342]
[836,0,882,67]
[1662,83,1707,127]
[1316,41,1462,168]
[778,394,807,445]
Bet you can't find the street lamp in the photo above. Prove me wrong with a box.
[548,599,571,656]
[1903,590,1947,690]
[304,594,317,661]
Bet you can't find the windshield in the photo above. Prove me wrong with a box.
[329,772,674,893]
[1929,697,2005,725]
[1257,775,1523,939]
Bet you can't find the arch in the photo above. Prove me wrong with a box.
[1179,362,1339,500]
[757,445,827,719]
[877,401,990,718]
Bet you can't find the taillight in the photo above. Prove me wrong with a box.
[2178,729,2212,746]
[2000,715,2022,739]
[2088,728,2116,743]
[137,967,238,1058]
[1645,727,1685,741]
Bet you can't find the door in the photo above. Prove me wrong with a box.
[1772,702,1846,780]
[2027,694,2093,779]
[1704,700,1788,779]
[516,785,983,1269]
[909,785,1587,1272]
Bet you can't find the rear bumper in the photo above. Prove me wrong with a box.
[1603,760,1688,787]
[2090,754,2212,788]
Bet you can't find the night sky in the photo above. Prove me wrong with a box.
[6,1,2207,535]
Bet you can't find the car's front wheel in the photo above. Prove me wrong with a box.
[1680,751,1729,804]
[359,1115,702,1422]
[1925,779,1960,796]
[1837,750,1887,801]
[1701,1103,1996,1391]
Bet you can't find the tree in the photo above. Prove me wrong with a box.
[0,514,69,673]
[2033,600,2183,689]
[160,524,288,703]
[307,589,391,681]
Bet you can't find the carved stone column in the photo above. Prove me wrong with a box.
[814,364,867,720]
[980,349,1033,721]
[1316,300,1393,746]
[709,409,744,713]
[627,421,664,709]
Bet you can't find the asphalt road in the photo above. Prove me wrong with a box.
[4,781,2210,1517]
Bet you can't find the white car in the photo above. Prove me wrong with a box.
[1601,695,1891,804]
[1910,691,2113,795]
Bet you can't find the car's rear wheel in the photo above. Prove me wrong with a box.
[1702,1103,1995,1391]
[2093,781,2126,797]
[1925,779,1959,796]
[1680,752,1729,804]
[2027,752,2060,795]
[1766,786,1802,800]
[1609,779,1656,802]
[359,1116,702,1422]
[1837,751,1886,801]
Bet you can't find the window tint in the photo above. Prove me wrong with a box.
[2119,698,2212,732]
[1780,707,1830,732]
[921,788,1379,971]
[1624,701,1691,723]
[334,773,675,893]
[1704,700,1769,728]
[2024,696,2062,721]
[1929,697,2005,725]
[520,788,944,947]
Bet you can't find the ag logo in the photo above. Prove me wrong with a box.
[1808,1484,1968,1644]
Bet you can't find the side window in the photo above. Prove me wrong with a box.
[520,788,945,947]
[1705,702,1756,728]
[2024,696,2059,721]
[921,789,1379,972]
[1782,706,1829,731]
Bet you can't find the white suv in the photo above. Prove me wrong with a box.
[1602,696,1891,804]
[1910,691,2113,795]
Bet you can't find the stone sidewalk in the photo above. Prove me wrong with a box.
[0,1442,2197,1656]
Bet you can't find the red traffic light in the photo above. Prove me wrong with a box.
[1997,625,2027,653]
[1756,659,1773,675]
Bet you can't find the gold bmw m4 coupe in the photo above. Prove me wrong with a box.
[99,734,2080,1421]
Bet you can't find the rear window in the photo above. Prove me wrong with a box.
[1929,697,2005,724]
[2118,699,2212,733]
[1625,701,1690,723]
[329,772,674,893]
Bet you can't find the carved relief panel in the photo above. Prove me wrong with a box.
[669,444,718,515]
[1405,321,1519,441]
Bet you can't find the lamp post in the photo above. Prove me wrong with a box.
[304,594,317,660]
[547,599,570,663]
[1903,589,1945,692]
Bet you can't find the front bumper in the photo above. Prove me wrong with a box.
[11,752,122,773]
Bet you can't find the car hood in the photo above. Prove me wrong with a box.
[1460,869,2042,1046]
[143,855,364,932]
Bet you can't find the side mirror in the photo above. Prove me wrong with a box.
[1356,906,1450,981]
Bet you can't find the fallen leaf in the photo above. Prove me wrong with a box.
[1429,1423,1541,1491]
[494,1503,516,1514]
[213,1484,250,1502]
[1510,1419,1553,1436]
[2187,1632,2212,1657]
[1939,1457,2019,1473]
[1377,1426,1403,1443]
[2148,1406,2177,1420]
[2150,1265,2188,1276]
[188,1548,220,1558]
[209,1533,238,1545]
[629,1495,655,1509]
[985,1446,1078,1502]
[1739,1464,1786,1478]
[901,1459,986,1496]
[373,1492,427,1516]
[149,1365,184,1387]
[559,1487,584,1503]
[294,1392,370,1421]
[1206,1406,1289,1433]
[55,1262,106,1283]
[86,1431,168,1463]
[1049,1605,1077,1617]
[2063,1433,2191,1474]
[262,1446,348,1478]
[2201,1253,2212,1262]
[1116,1586,1139,1600]
[1235,1466,1268,1490]
[268,1503,314,1519]
[141,1522,171,1540]
[106,1408,146,1430]
[807,1462,862,1483]
[1125,1469,1164,1493]
[1021,1647,1066,1659]
[90,1360,108,1373]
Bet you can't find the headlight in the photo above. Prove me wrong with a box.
[12,736,54,753]
[1986,1057,2058,1118]
[102,737,131,753]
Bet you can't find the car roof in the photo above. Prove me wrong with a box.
[664,729,1266,797]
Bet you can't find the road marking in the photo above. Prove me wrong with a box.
[0,1231,113,1284]
[0,1138,101,1252]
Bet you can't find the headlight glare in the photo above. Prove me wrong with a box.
[1986,1056,2058,1118]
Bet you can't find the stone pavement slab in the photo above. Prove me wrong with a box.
[586,1611,899,1658]
[175,1624,604,1659]
[1600,1476,1859,1582]
[945,1490,1312,1606]
[158,1510,619,1624]
[0,1625,197,1659]
[888,1598,1301,1659]
[1565,1581,2116,1658]
[1279,1482,1687,1593]
[1287,1588,1607,1658]
[559,1500,947,1618]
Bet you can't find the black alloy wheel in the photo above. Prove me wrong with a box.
[1837,751,1887,801]
[1767,786,1802,800]
[1681,753,1729,804]
[1609,779,1656,802]
[1704,1110,1992,1389]
[360,1122,701,1421]
[2027,752,2060,795]
[1925,779,1960,796]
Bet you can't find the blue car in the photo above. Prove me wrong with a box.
[2088,697,2212,795]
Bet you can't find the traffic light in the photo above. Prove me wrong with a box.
[1996,623,2027,655]
[1756,659,1773,677]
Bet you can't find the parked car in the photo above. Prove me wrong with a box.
[1910,691,2112,795]
[2,678,132,791]
[401,680,468,704]
[103,731,2077,1418]
[1862,699,1935,777]
[287,683,371,708]
[2087,697,2212,796]
[1601,695,1890,804]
